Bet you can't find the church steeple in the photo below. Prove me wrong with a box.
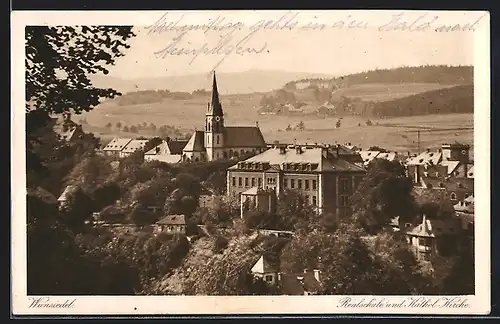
[208,72,223,117]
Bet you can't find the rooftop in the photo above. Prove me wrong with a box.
[102,138,133,151]
[157,214,186,225]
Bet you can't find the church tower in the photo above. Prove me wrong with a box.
[205,72,225,161]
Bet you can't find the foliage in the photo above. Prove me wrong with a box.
[184,237,277,295]
[368,146,388,153]
[352,159,417,234]
[26,26,135,115]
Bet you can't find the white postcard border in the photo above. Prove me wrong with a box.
[11,10,491,315]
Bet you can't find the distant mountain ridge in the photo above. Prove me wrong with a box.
[90,70,336,95]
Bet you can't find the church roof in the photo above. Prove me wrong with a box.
[224,126,266,148]
[207,72,223,116]
[183,131,205,152]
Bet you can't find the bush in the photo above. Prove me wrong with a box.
[213,235,229,254]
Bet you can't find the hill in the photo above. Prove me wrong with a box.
[90,70,335,95]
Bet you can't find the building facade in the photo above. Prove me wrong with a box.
[227,144,366,218]
[182,73,267,162]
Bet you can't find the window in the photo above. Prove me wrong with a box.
[340,195,349,207]
[312,196,317,206]
[251,178,256,187]
[238,177,242,187]
[258,178,262,187]
[290,179,295,189]
[245,177,249,187]
[418,238,429,246]
[216,135,219,144]
[264,275,274,282]
[283,179,288,188]
[305,180,310,190]
[232,177,236,186]
[464,193,470,199]
[312,180,317,190]
[405,223,412,228]
[305,195,310,202]
[340,178,349,193]
[450,192,457,200]
[298,179,302,189]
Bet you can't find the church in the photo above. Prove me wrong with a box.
[182,73,267,162]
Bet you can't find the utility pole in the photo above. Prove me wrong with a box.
[417,129,421,154]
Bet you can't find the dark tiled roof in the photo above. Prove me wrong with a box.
[280,272,321,295]
[157,214,186,225]
[421,177,474,191]
[168,140,189,155]
[183,131,205,152]
[224,126,266,148]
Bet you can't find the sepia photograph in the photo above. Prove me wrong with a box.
[12,10,490,315]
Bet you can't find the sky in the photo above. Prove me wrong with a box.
[101,10,482,79]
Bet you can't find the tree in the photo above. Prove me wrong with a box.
[26,26,135,116]
[336,119,341,128]
[296,121,305,131]
[105,122,112,128]
[130,125,138,133]
[352,159,417,234]
[116,122,122,129]
[285,124,292,131]
[366,119,373,126]
[123,125,130,132]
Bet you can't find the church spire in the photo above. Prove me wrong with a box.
[209,71,223,116]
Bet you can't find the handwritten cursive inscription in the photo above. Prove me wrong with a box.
[379,12,486,32]
[337,297,470,309]
[28,297,76,308]
[144,11,485,71]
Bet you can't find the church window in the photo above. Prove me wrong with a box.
[216,135,220,144]
[450,192,457,200]
[208,122,211,131]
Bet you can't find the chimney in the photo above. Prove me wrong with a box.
[426,148,430,153]
[256,121,259,127]
[336,144,340,156]
[313,269,320,282]
[279,146,287,154]
[296,146,303,154]
[407,151,411,157]
[277,272,282,282]
[155,146,160,154]
[166,136,170,142]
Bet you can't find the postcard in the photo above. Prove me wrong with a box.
[11,10,490,316]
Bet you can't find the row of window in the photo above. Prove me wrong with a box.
[232,176,318,191]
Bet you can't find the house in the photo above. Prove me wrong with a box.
[144,137,188,164]
[154,214,186,235]
[278,270,322,295]
[119,139,148,158]
[240,187,276,218]
[454,195,474,234]
[51,115,85,143]
[251,254,280,285]
[182,72,267,162]
[102,138,133,157]
[406,143,472,183]
[227,144,366,218]
[317,102,336,117]
[418,176,474,205]
[405,214,462,260]
[57,185,78,210]
[198,187,222,210]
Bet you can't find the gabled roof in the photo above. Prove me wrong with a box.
[183,131,205,152]
[406,151,442,166]
[228,147,365,173]
[27,187,58,204]
[224,127,266,148]
[376,152,397,161]
[359,150,380,164]
[121,139,148,154]
[157,214,186,225]
[251,255,278,274]
[420,177,474,192]
[280,272,321,295]
[57,185,78,202]
[406,215,461,237]
[145,139,188,156]
[102,138,133,151]
[440,160,461,175]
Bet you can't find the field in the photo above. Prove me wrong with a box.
[82,95,473,154]
[328,83,459,102]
